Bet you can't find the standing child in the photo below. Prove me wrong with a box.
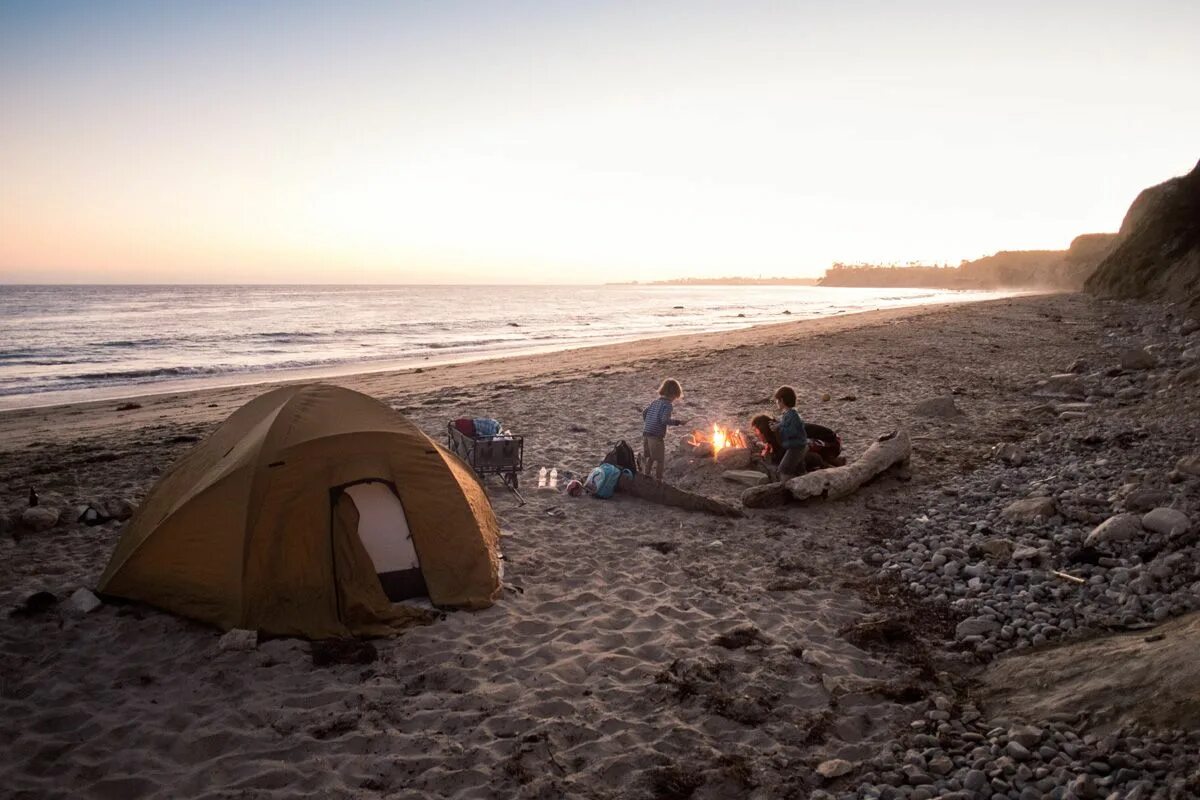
[642,378,684,480]
[774,385,809,479]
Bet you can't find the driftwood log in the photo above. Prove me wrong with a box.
[617,472,745,518]
[741,429,912,509]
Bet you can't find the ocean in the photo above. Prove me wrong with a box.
[0,284,1006,409]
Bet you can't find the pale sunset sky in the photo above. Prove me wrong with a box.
[1,1,1198,284]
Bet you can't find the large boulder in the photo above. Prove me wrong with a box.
[1031,374,1087,400]
[957,617,1000,638]
[913,395,964,418]
[1142,508,1190,536]
[1177,454,1200,477]
[980,612,1200,733]
[1085,513,1143,546]
[1001,496,1058,522]
[1119,347,1158,371]
[20,507,59,532]
[1085,159,1200,310]
[1176,365,1200,386]
[979,537,1016,561]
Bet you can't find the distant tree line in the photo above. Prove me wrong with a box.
[819,235,1119,290]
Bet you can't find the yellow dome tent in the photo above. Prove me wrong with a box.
[98,384,502,638]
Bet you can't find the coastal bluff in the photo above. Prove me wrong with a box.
[1086,159,1200,310]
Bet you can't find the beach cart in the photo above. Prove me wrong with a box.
[446,421,526,504]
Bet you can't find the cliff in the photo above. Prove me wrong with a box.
[1085,160,1200,309]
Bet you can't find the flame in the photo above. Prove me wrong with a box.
[689,423,747,458]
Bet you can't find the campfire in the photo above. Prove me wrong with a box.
[688,423,748,459]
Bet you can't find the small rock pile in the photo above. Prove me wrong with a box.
[841,303,1200,798]
[836,694,1200,799]
[868,306,1200,658]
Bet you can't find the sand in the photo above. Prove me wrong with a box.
[0,294,1119,799]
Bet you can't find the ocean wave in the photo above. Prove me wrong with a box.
[417,338,514,350]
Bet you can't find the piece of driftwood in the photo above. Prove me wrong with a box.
[1051,569,1085,584]
[617,472,744,517]
[741,429,912,509]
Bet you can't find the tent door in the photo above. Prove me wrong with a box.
[342,481,427,601]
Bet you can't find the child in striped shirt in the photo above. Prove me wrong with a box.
[641,378,683,480]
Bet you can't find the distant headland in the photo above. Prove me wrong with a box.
[611,277,821,286]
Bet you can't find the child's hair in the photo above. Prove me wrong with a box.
[774,385,797,407]
[658,378,683,399]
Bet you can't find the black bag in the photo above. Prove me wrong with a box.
[603,440,639,473]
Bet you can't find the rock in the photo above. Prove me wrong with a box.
[913,396,964,418]
[816,758,854,779]
[979,537,1016,561]
[20,506,59,532]
[722,469,768,486]
[1068,773,1098,799]
[1174,365,1200,385]
[100,497,136,521]
[1005,741,1031,761]
[1120,347,1159,370]
[1067,357,1089,373]
[1123,489,1171,512]
[927,755,953,775]
[9,591,58,617]
[1141,508,1190,536]
[1085,513,1143,546]
[964,769,988,791]
[956,617,1000,638]
[715,447,752,470]
[67,588,102,614]
[1010,724,1044,748]
[1181,346,1200,362]
[1055,402,1094,414]
[218,629,258,651]
[992,443,1025,466]
[1032,374,1087,399]
[1002,497,1058,522]
[1176,454,1200,477]
[1012,545,1043,562]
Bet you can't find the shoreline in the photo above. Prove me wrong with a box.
[0,288,1018,414]
[0,294,1025,430]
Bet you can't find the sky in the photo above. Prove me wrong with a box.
[1,1,1198,285]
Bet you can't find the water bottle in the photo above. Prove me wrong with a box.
[549,468,558,489]
[537,467,547,488]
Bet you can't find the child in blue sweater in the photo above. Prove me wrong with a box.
[774,385,808,479]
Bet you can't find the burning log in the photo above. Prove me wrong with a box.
[741,429,911,509]
[688,423,748,459]
[617,472,744,517]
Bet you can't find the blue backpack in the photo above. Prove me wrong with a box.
[583,463,630,499]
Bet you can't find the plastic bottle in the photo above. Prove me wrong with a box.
[549,468,558,489]
[537,467,547,488]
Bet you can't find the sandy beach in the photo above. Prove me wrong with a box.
[3,293,1199,799]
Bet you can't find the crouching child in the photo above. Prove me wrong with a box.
[774,385,808,479]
